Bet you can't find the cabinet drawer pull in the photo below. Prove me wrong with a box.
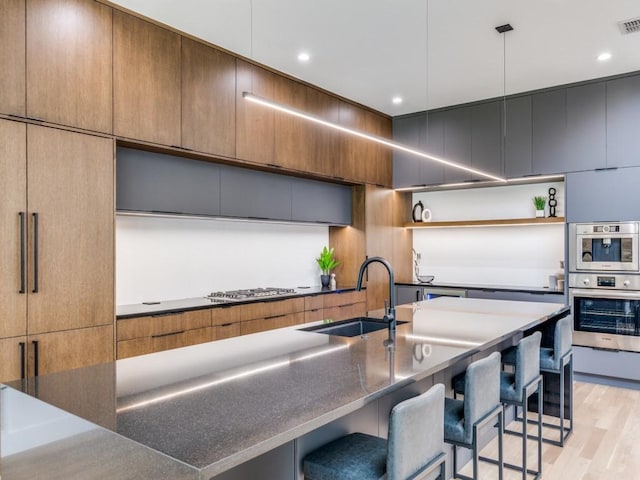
[220,322,233,327]
[264,314,286,320]
[32,213,39,293]
[339,303,355,308]
[152,330,185,338]
[19,212,26,294]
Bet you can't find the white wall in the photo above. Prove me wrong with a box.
[116,215,330,305]
[412,182,565,287]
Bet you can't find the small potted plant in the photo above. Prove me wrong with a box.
[316,246,340,288]
[533,196,546,218]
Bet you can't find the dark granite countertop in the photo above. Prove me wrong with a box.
[2,298,569,479]
[396,281,565,295]
[116,286,361,319]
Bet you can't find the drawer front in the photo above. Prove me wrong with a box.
[304,308,324,323]
[237,298,305,321]
[211,306,241,326]
[212,322,241,341]
[240,312,304,335]
[304,295,324,311]
[117,327,212,359]
[323,302,367,322]
[117,309,211,341]
[323,290,366,309]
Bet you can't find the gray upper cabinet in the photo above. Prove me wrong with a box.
[471,101,502,180]
[532,89,567,175]
[504,96,532,178]
[392,112,444,187]
[291,178,352,225]
[220,167,292,221]
[392,72,640,187]
[566,82,606,171]
[116,147,221,216]
[420,111,445,185]
[117,147,352,225]
[443,107,473,183]
[392,115,422,188]
[606,75,640,168]
[566,167,640,222]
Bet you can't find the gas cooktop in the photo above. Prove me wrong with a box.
[205,287,296,302]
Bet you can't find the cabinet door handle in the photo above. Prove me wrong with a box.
[19,342,26,380]
[32,340,39,377]
[264,314,286,320]
[19,212,26,294]
[151,311,182,318]
[152,330,185,338]
[32,213,39,293]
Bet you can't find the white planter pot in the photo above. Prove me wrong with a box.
[535,209,545,218]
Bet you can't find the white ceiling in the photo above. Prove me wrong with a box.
[110,0,640,116]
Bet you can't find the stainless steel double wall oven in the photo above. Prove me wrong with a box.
[569,222,640,352]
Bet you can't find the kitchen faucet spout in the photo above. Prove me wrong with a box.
[356,257,396,332]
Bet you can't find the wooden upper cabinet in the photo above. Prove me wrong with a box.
[365,111,392,187]
[236,60,276,165]
[27,126,114,335]
[273,78,340,176]
[181,38,236,157]
[338,102,392,186]
[26,0,113,133]
[0,0,26,116]
[0,119,27,339]
[114,10,181,146]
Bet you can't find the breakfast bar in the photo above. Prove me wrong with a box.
[0,298,569,479]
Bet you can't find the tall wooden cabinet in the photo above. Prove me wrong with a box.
[26,0,113,132]
[0,119,114,382]
[0,0,25,116]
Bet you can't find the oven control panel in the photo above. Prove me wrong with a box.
[569,273,640,290]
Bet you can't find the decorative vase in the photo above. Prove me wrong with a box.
[535,209,545,218]
[320,275,330,288]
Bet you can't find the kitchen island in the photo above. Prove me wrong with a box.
[0,298,569,479]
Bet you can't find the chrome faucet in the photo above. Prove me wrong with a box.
[356,257,396,332]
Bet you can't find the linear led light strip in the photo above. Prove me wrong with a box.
[395,174,565,191]
[117,344,349,413]
[243,92,507,183]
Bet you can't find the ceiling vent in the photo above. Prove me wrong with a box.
[618,17,640,34]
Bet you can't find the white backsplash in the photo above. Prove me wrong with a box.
[412,182,565,287]
[116,215,329,305]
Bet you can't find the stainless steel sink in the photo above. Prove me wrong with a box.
[300,317,406,337]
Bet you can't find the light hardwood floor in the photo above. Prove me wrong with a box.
[462,381,640,479]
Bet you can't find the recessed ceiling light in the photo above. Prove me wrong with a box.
[392,96,403,105]
[598,52,612,61]
[297,52,310,62]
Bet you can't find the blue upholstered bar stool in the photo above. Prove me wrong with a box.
[444,352,503,480]
[503,316,573,447]
[490,332,543,480]
[303,383,446,480]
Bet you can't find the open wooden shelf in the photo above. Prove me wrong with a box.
[404,216,565,228]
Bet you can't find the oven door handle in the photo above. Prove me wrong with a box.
[570,288,640,300]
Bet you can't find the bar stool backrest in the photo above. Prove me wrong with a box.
[553,317,573,370]
[515,331,541,396]
[387,383,445,480]
[463,352,501,444]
